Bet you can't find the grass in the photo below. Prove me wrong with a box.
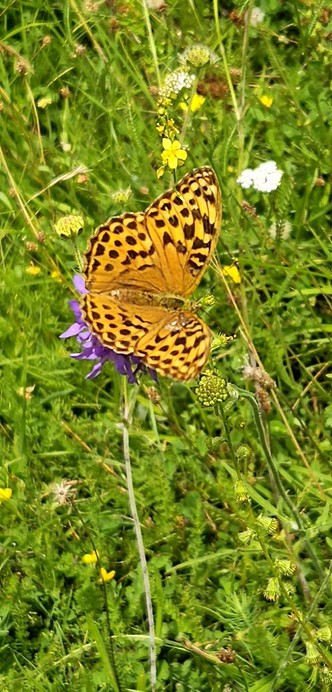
[1,1,332,690]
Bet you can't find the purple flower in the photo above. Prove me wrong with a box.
[60,275,155,383]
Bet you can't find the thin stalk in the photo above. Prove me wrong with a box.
[141,0,161,87]
[218,404,240,474]
[213,0,240,123]
[179,78,198,147]
[236,387,324,579]
[122,379,157,690]
[271,561,332,688]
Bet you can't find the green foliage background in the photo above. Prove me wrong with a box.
[0,1,331,690]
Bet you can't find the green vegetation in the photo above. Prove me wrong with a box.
[1,1,331,690]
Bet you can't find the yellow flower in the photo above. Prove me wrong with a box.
[26,265,41,276]
[82,550,99,565]
[0,488,12,502]
[190,93,205,111]
[161,138,187,169]
[259,94,273,108]
[99,567,115,583]
[180,94,206,112]
[51,269,62,282]
[37,97,53,108]
[54,215,84,239]
[221,264,241,284]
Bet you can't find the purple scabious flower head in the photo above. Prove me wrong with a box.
[60,275,155,384]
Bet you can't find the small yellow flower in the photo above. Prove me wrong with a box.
[26,265,41,276]
[317,626,332,643]
[82,550,99,565]
[211,333,234,351]
[111,187,131,205]
[51,269,62,282]
[200,294,215,308]
[234,480,250,504]
[305,641,321,665]
[221,264,241,284]
[37,97,53,109]
[274,559,296,576]
[0,488,12,502]
[259,94,273,108]
[238,528,255,544]
[256,515,279,534]
[161,138,187,170]
[263,577,281,602]
[54,215,84,239]
[99,567,115,583]
[180,94,206,112]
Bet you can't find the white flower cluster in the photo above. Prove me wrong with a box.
[237,161,283,193]
[160,68,195,98]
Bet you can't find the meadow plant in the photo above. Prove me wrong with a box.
[1,2,331,691]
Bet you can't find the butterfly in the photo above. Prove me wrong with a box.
[81,166,221,380]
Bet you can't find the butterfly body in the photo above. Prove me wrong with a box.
[82,167,221,380]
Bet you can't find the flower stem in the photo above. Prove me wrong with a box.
[122,379,157,690]
[236,387,324,579]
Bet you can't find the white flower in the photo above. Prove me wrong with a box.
[236,168,255,189]
[249,7,265,27]
[237,160,283,193]
[160,68,195,97]
[253,161,283,192]
[268,220,292,240]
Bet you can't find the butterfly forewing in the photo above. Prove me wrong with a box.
[146,167,221,296]
[85,167,221,296]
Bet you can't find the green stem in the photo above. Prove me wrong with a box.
[218,404,239,474]
[213,0,240,122]
[141,0,161,87]
[122,379,157,691]
[179,78,198,147]
[235,387,324,579]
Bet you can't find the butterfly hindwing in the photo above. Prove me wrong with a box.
[82,293,211,380]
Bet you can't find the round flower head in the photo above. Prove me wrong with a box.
[60,275,156,383]
[253,161,283,192]
[179,44,219,67]
[54,215,84,239]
